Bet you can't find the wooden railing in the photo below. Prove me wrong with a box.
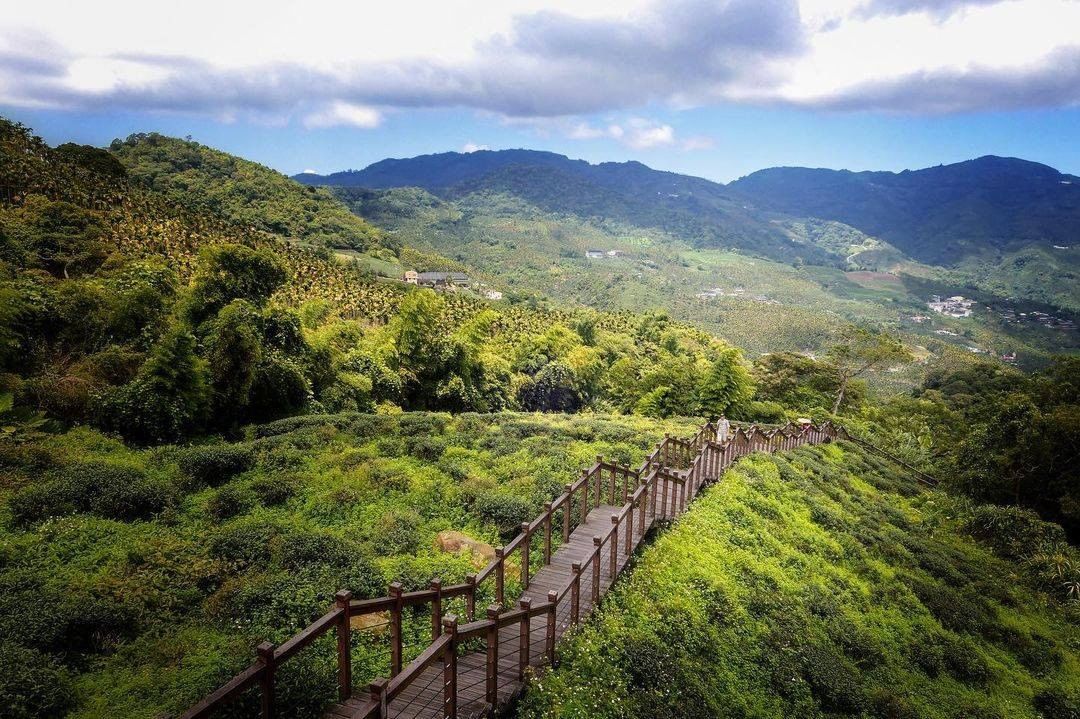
[181,419,849,719]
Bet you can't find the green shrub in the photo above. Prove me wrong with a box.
[1033,686,1080,719]
[868,688,918,719]
[174,443,255,489]
[800,641,866,713]
[277,531,354,571]
[0,642,75,719]
[210,519,283,567]
[10,459,171,524]
[207,483,257,521]
[372,510,422,555]
[8,481,79,525]
[474,492,533,540]
[942,635,991,684]
[964,504,1067,561]
[251,473,300,506]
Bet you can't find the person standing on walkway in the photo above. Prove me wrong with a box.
[716,415,730,443]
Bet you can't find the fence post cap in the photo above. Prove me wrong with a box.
[521,521,530,533]
[388,581,403,596]
[256,642,275,662]
[429,578,442,590]
[571,561,582,572]
[519,597,532,610]
[466,573,477,584]
[495,546,505,557]
[592,535,602,546]
[443,615,458,633]
[486,604,501,619]
[547,590,558,602]
[596,454,603,462]
[610,514,619,524]
[335,589,353,605]
[370,678,388,695]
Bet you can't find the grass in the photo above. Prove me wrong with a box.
[517,442,1080,719]
[0,412,700,719]
[359,188,1076,384]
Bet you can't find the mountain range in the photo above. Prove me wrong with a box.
[296,151,1080,284]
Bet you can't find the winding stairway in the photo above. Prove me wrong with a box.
[182,420,849,719]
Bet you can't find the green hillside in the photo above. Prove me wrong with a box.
[344,186,1077,373]
[729,157,1080,312]
[0,412,699,718]
[111,133,393,254]
[519,442,1080,719]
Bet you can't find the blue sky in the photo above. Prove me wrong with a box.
[3,0,1079,183]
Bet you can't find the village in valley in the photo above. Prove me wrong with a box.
[402,270,503,300]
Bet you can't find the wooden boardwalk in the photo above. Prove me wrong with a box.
[181,421,851,719]
[326,479,687,719]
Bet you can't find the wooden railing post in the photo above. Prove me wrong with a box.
[580,470,590,523]
[518,597,532,679]
[521,523,531,588]
[335,590,352,701]
[609,463,617,504]
[570,562,581,624]
[369,678,388,719]
[591,536,602,604]
[257,642,276,719]
[595,456,604,507]
[465,574,477,621]
[443,616,458,719]
[543,502,553,564]
[495,547,505,606]
[562,484,573,542]
[625,504,634,555]
[610,515,619,578]
[389,582,403,676]
[638,486,647,536]
[546,591,558,665]
[430,579,443,639]
[486,605,500,712]
[660,473,669,518]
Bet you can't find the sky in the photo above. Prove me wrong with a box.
[2,0,1079,183]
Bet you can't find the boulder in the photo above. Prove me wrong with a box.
[435,530,496,568]
[351,610,390,634]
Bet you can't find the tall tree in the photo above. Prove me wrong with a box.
[826,327,912,414]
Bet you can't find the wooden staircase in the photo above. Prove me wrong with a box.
[181,420,848,719]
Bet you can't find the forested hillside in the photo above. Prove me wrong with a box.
[730,157,1080,311]
[341,185,1077,371]
[0,118,768,447]
[113,133,392,253]
[298,149,830,265]
[520,442,1080,719]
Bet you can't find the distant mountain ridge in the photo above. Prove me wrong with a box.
[728,155,1080,263]
[296,150,831,264]
[296,152,1080,257]
[296,151,1080,307]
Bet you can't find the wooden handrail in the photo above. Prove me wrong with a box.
[181,418,881,719]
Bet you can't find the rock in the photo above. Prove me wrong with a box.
[351,610,390,633]
[435,530,496,568]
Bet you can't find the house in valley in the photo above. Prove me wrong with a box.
[403,270,471,289]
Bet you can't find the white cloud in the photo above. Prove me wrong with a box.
[1,0,1078,121]
[565,118,679,149]
[462,141,490,152]
[680,135,715,151]
[302,101,381,129]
